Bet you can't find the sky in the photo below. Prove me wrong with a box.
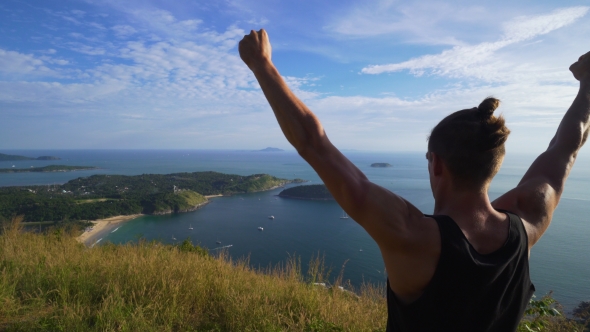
[0,0,589,153]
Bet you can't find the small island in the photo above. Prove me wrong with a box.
[0,165,98,173]
[278,184,334,200]
[0,153,61,161]
[371,163,392,168]
[258,147,284,152]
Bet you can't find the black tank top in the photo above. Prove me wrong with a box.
[386,211,535,332]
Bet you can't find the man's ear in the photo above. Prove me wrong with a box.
[431,152,444,176]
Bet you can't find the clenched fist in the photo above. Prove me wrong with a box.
[239,29,272,72]
[570,51,590,81]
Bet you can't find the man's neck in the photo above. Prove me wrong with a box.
[433,186,498,229]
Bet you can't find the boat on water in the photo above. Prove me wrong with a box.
[257,227,264,231]
[211,244,233,250]
[189,224,193,230]
[172,235,177,241]
[268,215,275,219]
[340,210,350,219]
[216,240,222,244]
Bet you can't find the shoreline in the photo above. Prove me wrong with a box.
[76,184,291,247]
[276,195,335,201]
[77,214,143,247]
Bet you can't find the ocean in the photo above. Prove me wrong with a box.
[1,149,589,311]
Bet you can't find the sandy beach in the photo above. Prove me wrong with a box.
[77,214,143,247]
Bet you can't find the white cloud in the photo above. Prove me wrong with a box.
[361,6,589,82]
[69,44,106,55]
[112,25,137,38]
[247,18,269,26]
[325,0,489,45]
[71,9,86,17]
[0,49,56,76]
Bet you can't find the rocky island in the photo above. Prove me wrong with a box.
[0,153,61,161]
[278,184,334,200]
[370,163,392,168]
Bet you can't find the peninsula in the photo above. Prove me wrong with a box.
[370,163,392,168]
[278,184,335,200]
[0,165,98,173]
[0,153,60,161]
[0,171,303,223]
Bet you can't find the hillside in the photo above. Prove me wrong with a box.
[0,171,300,222]
[0,221,584,331]
[0,223,386,331]
[279,184,335,200]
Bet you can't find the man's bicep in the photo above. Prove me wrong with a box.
[493,179,559,246]
[518,145,574,192]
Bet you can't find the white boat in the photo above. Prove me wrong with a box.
[172,235,177,241]
[189,224,193,230]
[11,165,15,168]
[216,240,222,244]
[257,227,263,231]
[268,215,275,219]
[340,210,350,219]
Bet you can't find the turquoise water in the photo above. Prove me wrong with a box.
[1,149,589,310]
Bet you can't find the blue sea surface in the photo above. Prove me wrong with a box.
[1,149,589,310]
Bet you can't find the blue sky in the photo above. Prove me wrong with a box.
[0,0,589,153]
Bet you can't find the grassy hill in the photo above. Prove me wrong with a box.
[0,219,586,331]
[0,220,385,331]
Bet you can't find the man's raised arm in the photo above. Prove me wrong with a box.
[238,29,426,249]
[493,51,590,246]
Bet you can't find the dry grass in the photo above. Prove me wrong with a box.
[2,216,585,332]
[0,217,386,331]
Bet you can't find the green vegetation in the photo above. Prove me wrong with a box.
[279,184,335,200]
[0,219,587,331]
[0,172,297,222]
[0,220,385,331]
[518,294,589,331]
[0,153,60,161]
[0,165,98,173]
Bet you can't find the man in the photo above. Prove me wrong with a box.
[238,29,590,331]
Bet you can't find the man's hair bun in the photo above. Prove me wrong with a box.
[478,97,500,120]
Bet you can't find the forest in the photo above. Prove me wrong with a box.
[0,171,300,222]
